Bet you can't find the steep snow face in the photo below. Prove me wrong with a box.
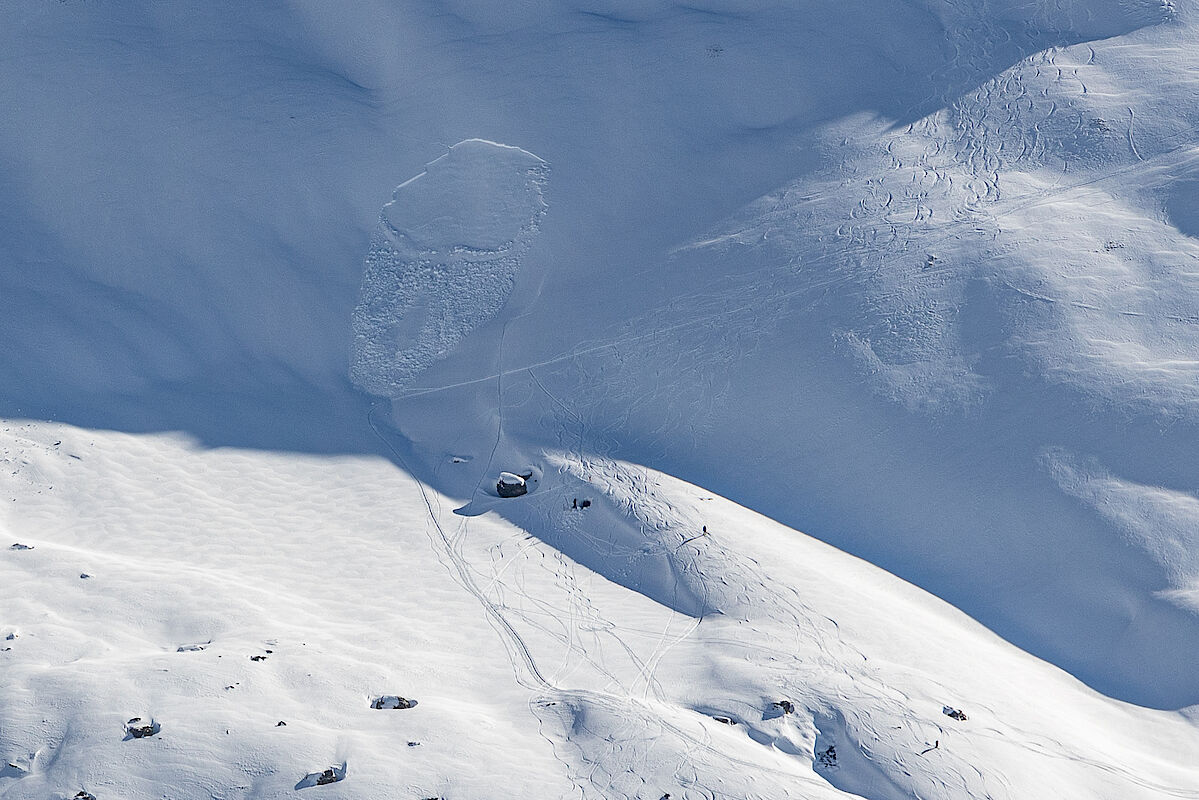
[378,140,548,254]
[612,7,1199,705]
[362,0,1199,706]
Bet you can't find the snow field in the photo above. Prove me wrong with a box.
[8,417,1199,797]
[0,422,568,798]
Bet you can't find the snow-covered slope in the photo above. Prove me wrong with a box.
[4,420,1199,799]
[4,0,1199,796]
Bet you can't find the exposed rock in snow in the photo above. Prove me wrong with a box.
[297,763,346,789]
[496,472,528,498]
[370,695,415,710]
[124,717,159,739]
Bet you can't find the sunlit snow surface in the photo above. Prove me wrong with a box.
[5,422,1199,799]
[5,0,1199,797]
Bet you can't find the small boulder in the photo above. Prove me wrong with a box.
[315,769,339,786]
[712,715,735,726]
[817,745,837,768]
[74,792,97,800]
[496,472,527,498]
[773,699,795,714]
[9,543,32,551]
[370,695,415,710]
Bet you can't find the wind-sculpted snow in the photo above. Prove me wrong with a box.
[352,139,549,395]
[1046,448,1199,614]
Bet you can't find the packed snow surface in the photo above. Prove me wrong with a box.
[4,0,1199,797]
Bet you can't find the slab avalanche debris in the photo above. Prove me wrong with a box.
[351,140,549,396]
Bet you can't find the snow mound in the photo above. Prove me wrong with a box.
[351,140,549,396]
